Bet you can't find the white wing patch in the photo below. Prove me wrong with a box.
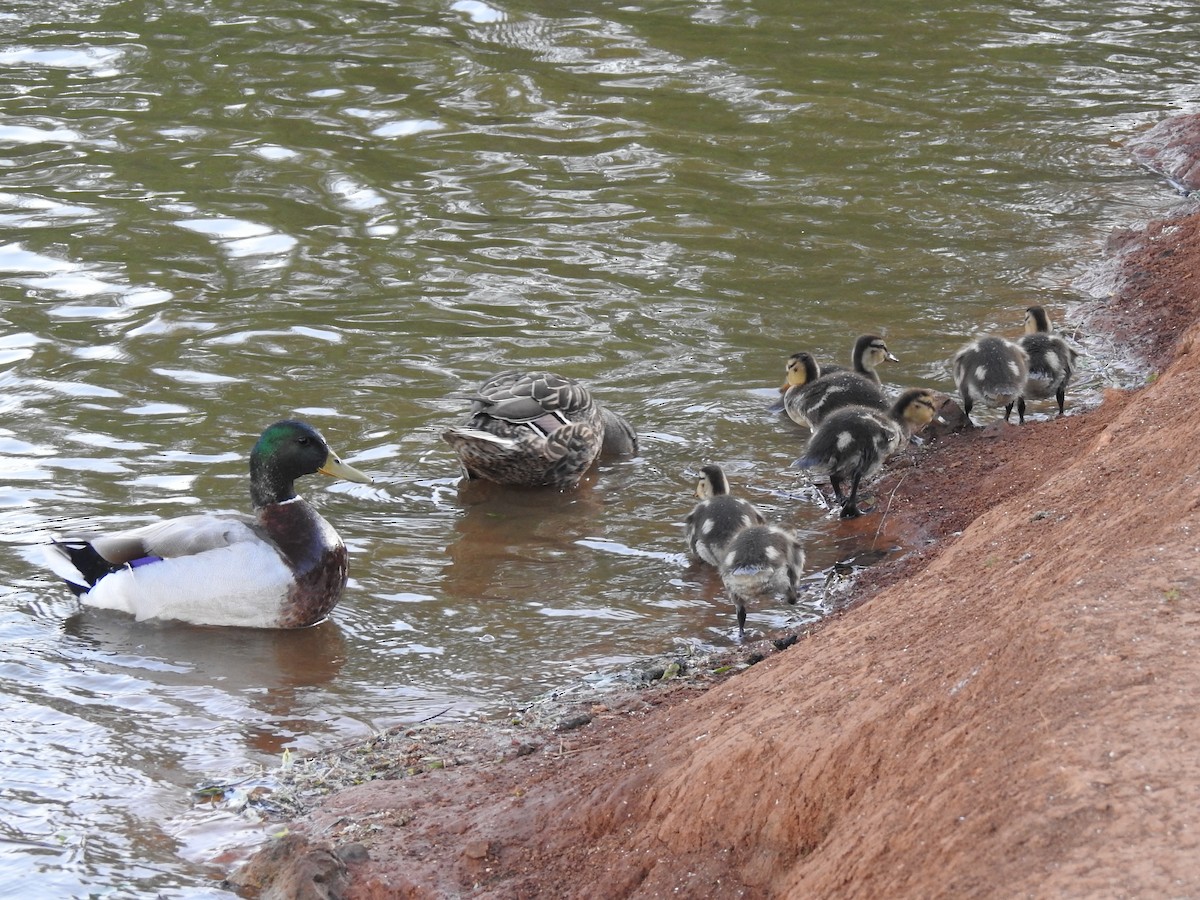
[81,541,293,629]
[444,428,517,449]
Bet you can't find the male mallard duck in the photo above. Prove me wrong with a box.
[42,420,372,628]
[442,370,638,489]
[953,336,1029,424]
[684,464,766,567]
[782,335,897,428]
[1018,305,1078,422]
[795,388,939,518]
[718,524,805,636]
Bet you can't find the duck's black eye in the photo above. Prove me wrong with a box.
[297,436,311,445]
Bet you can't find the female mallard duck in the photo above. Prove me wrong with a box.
[795,388,939,518]
[953,336,1029,424]
[42,420,372,629]
[442,370,638,489]
[718,523,805,636]
[1018,305,1078,422]
[684,464,766,567]
[782,335,897,428]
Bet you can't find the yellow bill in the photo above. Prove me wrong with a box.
[318,452,373,484]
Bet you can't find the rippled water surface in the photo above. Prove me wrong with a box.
[1,0,1197,893]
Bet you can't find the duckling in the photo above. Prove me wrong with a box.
[718,524,805,636]
[782,350,843,383]
[768,351,819,413]
[953,336,1029,424]
[41,420,372,628]
[442,371,638,489]
[795,388,939,518]
[684,464,766,567]
[782,335,897,428]
[771,351,820,412]
[1018,305,1078,423]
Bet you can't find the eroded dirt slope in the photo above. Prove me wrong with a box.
[231,153,1200,900]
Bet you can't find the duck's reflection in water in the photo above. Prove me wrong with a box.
[439,472,609,603]
[61,611,348,755]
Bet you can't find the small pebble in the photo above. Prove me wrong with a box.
[553,712,593,732]
[463,839,491,860]
[336,843,370,864]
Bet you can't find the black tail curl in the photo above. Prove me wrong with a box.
[55,542,119,595]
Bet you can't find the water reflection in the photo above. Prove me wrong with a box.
[441,477,610,600]
[60,613,348,699]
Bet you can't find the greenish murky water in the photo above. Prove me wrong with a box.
[0,0,1194,894]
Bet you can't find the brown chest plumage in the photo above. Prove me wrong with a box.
[258,499,349,628]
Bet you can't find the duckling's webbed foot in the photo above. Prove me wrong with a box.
[828,475,846,503]
[961,399,976,428]
[839,473,864,517]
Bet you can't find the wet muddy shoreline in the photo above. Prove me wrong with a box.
[227,116,1200,899]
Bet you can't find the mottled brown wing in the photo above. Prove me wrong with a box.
[472,371,593,423]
